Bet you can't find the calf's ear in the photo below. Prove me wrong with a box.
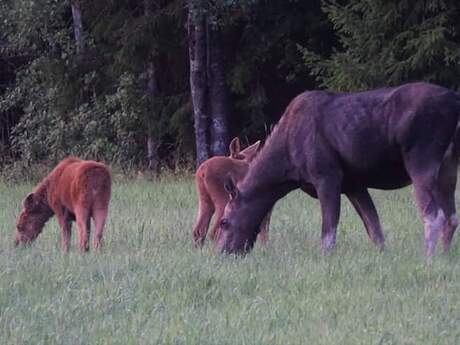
[224,178,239,200]
[240,140,261,162]
[229,137,241,158]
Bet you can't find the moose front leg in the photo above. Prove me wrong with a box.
[55,208,73,252]
[316,178,342,254]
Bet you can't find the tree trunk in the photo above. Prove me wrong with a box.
[145,0,160,173]
[71,0,84,55]
[147,136,159,172]
[146,61,160,172]
[188,0,210,167]
[208,27,230,156]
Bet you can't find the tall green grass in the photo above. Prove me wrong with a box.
[1,177,459,344]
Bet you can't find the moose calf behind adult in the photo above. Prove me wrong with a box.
[192,138,267,247]
[15,157,112,252]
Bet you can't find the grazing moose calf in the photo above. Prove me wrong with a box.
[15,157,112,252]
[192,138,267,247]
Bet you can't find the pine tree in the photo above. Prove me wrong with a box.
[303,0,460,91]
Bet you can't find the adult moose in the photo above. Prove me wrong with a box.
[218,82,460,256]
[15,157,112,252]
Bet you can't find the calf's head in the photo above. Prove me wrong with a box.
[15,193,52,247]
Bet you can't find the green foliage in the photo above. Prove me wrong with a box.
[5,0,460,166]
[225,0,331,139]
[0,0,71,56]
[1,0,331,166]
[1,0,191,167]
[302,0,460,91]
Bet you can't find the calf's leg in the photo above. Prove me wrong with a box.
[93,208,108,251]
[192,198,215,247]
[209,206,224,242]
[55,208,73,252]
[75,206,91,252]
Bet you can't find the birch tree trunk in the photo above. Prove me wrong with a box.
[188,0,210,167]
[208,26,229,156]
[70,0,84,55]
[146,61,160,172]
[145,0,160,173]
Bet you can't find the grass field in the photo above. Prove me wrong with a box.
[1,176,460,344]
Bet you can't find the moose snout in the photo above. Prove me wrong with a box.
[14,233,23,247]
[220,230,258,255]
[14,232,31,247]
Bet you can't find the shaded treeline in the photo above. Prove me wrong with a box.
[1,0,460,170]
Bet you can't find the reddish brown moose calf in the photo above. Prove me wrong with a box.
[192,138,269,247]
[15,157,112,252]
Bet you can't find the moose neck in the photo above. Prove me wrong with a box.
[240,131,299,208]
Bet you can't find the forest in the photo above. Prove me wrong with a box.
[1,0,460,171]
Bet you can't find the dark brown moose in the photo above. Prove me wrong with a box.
[218,82,460,256]
[15,157,112,252]
[192,138,270,247]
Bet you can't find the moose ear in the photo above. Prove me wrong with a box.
[240,140,261,162]
[229,137,241,158]
[224,178,239,200]
[23,192,39,209]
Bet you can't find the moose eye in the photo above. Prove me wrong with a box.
[220,218,229,229]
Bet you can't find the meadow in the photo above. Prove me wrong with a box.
[1,175,460,345]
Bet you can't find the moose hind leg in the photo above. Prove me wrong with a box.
[443,213,458,252]
[93,208,108,251]
[61,219,72,251]
[424,208,446,256]
[209,206,224,243]
[405,143,453,256]
[411,176,446,256]
[192,199,215,247]
[75,206,91,252]
[437,153,458,252]
[346,189,385,251]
